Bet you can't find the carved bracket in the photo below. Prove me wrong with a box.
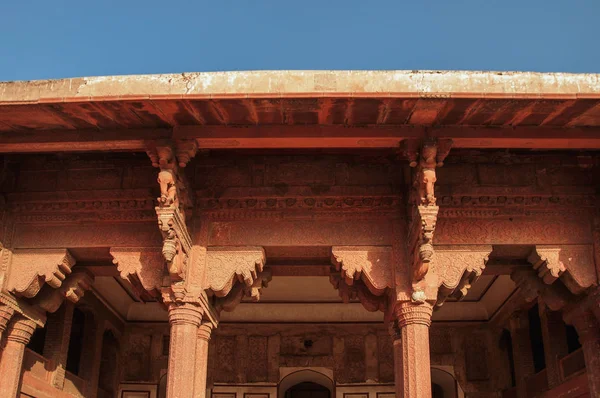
[214,270,272,313]
[329,272,388,312]
[403,138,452,299]
[330,246,393,296]
[511,268,575,312]
[156,207,192,282]
[110,248,166,298]
[433,245,492,307]
[205,246,266,298]
[7,249,76,298]
[32,269,94,313]
[528,245,597,295]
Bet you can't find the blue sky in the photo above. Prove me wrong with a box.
[1,0,599,81]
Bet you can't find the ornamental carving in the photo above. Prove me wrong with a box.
[329,272,387,312]
[214,270,272,313]
[110,248,166,298]
[432,245,492,307]
[7,249,76,298]
[330,246,393,296]
[32,269,94,313]
[205,246,266,297]
[403,138,452,298]
[156,207,192,282]
[511,268,575,311]
[528,245,597,295]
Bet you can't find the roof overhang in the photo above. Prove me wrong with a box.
[1,70,600,152]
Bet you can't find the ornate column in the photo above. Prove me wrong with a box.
[567,310,600,396]
[0,303,15,343]
[508,310,535,398]
[390,301,434,398]
[538,302,568,389]
[194,321,213,398]
[0,315,37,398]
[166,302,203,398]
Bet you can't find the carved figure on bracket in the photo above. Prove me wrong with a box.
[158,169,179,209]
[403,138,452,301]
[7,249,76,299]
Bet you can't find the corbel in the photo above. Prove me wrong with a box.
[110,248,166,298]
[330,246,393,296]
[214,270,272,313]
[6,249,76,299]
[329,273,388,312]
[528,245,597,295]
[31,269,94,313]
[403,138,452,300]
[510,268,576,311]
[205,246,266,297]
[433,245,492,307]
[146,140,198,283]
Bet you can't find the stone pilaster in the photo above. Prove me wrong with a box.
[0,315,37,398]
[538,303,568,389]
[194,321,213,398]
[508,310,535,398]
[80,314,105,398]
[0,303,15,343]
[390,301,433,398]
[43,302,74,389]
[568,310,600,396]
[167,303,203,398]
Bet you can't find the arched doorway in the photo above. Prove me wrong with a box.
[278,369,334,398]
[431,368,460,398]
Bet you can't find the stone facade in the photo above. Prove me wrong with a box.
[0,71,599,398]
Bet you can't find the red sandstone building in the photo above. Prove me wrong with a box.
[0,71,599,398]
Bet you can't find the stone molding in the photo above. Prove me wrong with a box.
[6,315,37,344]
[197,322,213,341]
[391,301,434,334]
[6,249,76,298]
[0,303,15,338]
[167,303,203,327]
[205,246,266,297]
[110,248,165,297]
[433,245,492,307]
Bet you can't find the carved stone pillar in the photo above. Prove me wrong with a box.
[167,303,203,398]
[538,303,568,389]
[43,302,74,389]
[508,310,535,398]
[569,310,600,396]
[194,321,213,398]
[0,303,15,343]
[390,302,433,398]
[0,315,37,398]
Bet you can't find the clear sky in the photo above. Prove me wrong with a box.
[1,0,599,82]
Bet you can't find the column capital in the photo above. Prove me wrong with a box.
[391,301,433,336]
[168,303,203,327]
[6,315,37,345]
[197,321,213,341]
[0,304,15,330]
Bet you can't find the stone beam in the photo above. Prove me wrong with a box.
[4,126,600,153]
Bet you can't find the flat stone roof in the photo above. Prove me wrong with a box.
[2,70,600,104]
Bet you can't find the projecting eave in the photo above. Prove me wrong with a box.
[1,70,600,152]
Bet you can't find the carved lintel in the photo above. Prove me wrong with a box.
[32,269,94,313]
[511,268,576,312]
[110,248,166,298]
[155,207,192,282]
[214,270,272,313]
[433,245,492,307]
[7,249,76,298]
[205,246,266,297]
[329,272,387,312]
[528,245,596,294]
[330,246,393,296]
